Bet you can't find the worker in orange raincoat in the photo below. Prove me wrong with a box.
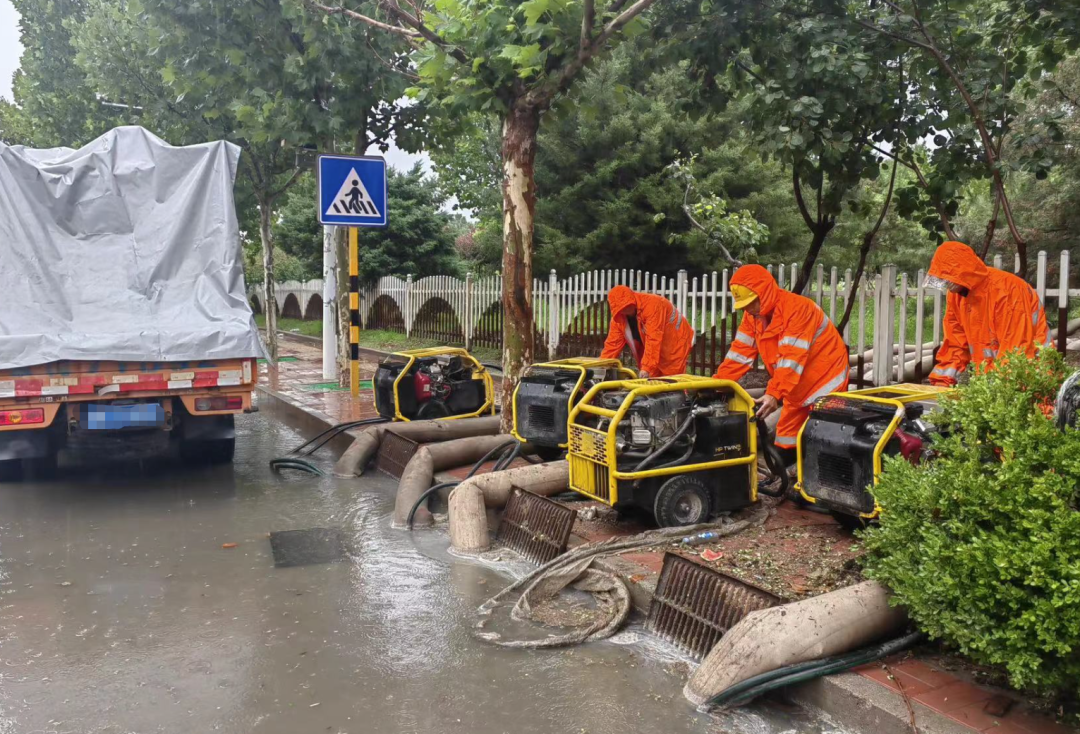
[600,285,695,378]
[925,241,1050,386]
[714,265,850,453]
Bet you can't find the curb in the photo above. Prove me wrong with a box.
[258,385,976,734]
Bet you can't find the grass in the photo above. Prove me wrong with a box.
[256,315,322,338]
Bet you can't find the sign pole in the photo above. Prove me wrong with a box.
[349,226,360,397]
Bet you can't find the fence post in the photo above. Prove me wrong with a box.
[464,272,474,350]
[1058,251,1069,354]
[873,265,897,387]
[548,269,559,359]
[1036,250,1047,306]
[405,273,414,337]
[677,269,688,317]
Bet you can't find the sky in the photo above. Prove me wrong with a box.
[0,0,427,174]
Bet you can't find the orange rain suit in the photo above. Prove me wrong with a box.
[600,286,694,377]
[927,241,1050,387]
[714,265,850,450]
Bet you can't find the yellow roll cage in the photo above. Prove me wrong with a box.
[373,347,496,422]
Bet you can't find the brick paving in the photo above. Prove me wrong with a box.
[258,336,1073,734]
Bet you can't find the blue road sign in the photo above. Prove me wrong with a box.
[317,154,388,227]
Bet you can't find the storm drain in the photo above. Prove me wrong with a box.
[646,553,780,660]
[495,487,576,565]
[375,432,420,479]
[269,528,347,568]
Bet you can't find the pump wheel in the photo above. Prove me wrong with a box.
[831,511,870,532]
[416,399,450,420]
[653,475,713,528]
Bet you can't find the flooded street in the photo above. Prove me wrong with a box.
[0,411,840,734]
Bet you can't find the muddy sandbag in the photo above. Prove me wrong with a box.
[684,580,907,706]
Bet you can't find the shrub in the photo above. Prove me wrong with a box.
[861,348,1080,697]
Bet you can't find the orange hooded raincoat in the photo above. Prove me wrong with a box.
[714,265,849,449]
[600,286,694,377]
[928,241,1050,386]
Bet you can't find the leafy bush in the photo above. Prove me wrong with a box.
[861,349,1080,696]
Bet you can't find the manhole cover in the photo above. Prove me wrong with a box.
[269,528,348,568]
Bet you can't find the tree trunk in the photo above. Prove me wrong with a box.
[792,220,834,295]
[498,102,541,432]
[258,198,278,360]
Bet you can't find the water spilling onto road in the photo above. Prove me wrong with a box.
[0,412,843,734]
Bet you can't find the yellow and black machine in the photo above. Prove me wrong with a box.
[796,383,952,527]
[565,375,766,527]
[373,347,495,422]
[510,358,636,460]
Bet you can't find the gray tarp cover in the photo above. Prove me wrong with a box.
[0,126,265,370]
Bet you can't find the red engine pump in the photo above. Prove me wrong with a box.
[894,428,924,465]
[414,371,433,403]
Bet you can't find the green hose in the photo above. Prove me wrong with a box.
[704,631,925,709]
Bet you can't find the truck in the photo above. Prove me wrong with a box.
[0,127,265,479]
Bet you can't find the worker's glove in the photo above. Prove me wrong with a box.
[638,370,651,379]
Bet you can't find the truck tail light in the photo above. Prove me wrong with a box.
[194,396,243,412]
[0,408,45,426]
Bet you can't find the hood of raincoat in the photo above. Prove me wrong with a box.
[608,285,637,317]
[730,265,780,316]
[927,241,989,292]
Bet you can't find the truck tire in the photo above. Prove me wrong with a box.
[22,454,57,481]
[653,474,713,528]
[180,437,235,465]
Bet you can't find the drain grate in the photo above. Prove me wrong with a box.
[646,553,780,660]
[495,487,576,565]
[269,528,347,568]
[375,432,420,479]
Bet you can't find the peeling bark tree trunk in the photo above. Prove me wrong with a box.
[258,197,279,360]
[499,102,541,432]
[792,221,835,295]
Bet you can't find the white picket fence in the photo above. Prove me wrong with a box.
[260,249,1077,386]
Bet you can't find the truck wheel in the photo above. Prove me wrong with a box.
[653,474,713,528]
[22,454,57,481]
[180,437,235,465]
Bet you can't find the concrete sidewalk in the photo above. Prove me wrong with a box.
[257,335,1073,734]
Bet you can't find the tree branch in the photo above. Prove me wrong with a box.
[269,164,307,200]
[381,0,472,65]
[580,0,595,52]
[302,0,420,37]
[791,167,816,231]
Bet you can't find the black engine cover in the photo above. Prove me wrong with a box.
[514,368,581,447]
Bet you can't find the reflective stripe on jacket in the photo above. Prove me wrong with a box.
[714,265,849,406]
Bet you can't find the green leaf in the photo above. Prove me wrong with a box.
[520,0,550,26]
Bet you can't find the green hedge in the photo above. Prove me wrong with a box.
[861,349,1080,697]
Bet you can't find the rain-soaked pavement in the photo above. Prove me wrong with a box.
[0,412,844,734]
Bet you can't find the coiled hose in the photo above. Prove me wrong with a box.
[405,440,522,529]
[754,419,792,498]
[270,416,390,475]
[704,631,925,709]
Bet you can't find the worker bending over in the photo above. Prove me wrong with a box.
[714,265,849,453]
[926,241,1050,387]
[600,285,694,378]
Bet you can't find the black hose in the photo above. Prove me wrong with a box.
[704,631,925,709]
[755,419,792,498]
[480,363,504,373]
[632,409,698,473]
[291,417,389,457]
[405,440,520,529]
[269,458,328,476]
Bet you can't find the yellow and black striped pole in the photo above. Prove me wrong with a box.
[349,227,360,397]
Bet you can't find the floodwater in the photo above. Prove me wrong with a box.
[0,412,843,734]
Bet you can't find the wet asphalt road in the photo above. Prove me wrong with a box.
[0,411,842,734]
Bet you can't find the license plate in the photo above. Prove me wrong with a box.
[84,403,164,430]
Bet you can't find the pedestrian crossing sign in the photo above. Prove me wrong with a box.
[317,154,388,227]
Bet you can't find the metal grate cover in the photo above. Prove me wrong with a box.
[269,528,347,568]
[375,431,420,479]
[646,553,780,660]
[495,487,576,565]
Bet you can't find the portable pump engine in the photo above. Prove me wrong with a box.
[566,376,760,527]
[511,358,636,460]
[373,347,495,422]
[796,383,951,527]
